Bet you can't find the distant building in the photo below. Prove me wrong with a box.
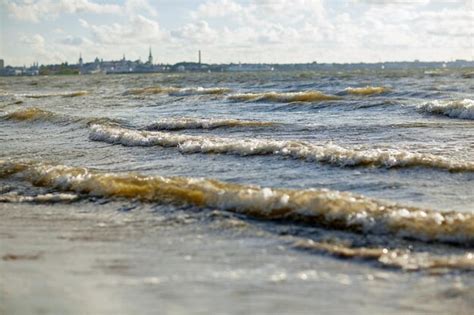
[227,63,274,72]
[147,47,153,65]
[23,62,39,76]
[0,59,4,70]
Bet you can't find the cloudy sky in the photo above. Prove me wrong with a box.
[0,0,472,66]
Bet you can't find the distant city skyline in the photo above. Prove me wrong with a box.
[1,0,473,66]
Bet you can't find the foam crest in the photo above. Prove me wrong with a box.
[419,99,474,120]
[2,107,121,126]
[294,240,474,271]
[89,124,474,172]
[1,160,473,245]
[145,117,276,130]
[345,86,390,95]
[169,87,232,96]
[228,91,340,102]
[2,107,72,123]
[22,91,88,98]
[0,192,79,203]
[125,86,231,96]
[125,86,178,95]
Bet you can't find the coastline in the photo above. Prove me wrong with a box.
[1,202,473,315]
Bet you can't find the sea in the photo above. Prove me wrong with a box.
[1,69,473,314]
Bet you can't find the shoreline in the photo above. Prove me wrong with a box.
[1,201,473,315]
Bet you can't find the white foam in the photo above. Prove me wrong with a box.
[145,117,274,130]
[419,99,474,120]
[0,192,78,203]
[2,160,473,245]
[89,124,474,172]
[169,87,231,96]
[228,91,340,102]
[20,91,88,98]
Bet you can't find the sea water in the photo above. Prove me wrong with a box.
[1,69,473,314]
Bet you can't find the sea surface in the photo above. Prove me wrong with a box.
[1,69,473,314]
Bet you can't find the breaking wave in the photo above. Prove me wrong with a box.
[294,240,474,271]
[125,86,178,95]
[89,124,474,172]
[345,86,390,96]
[125,86,231,96]
[228,91,340,103]
[0,192,79,203]
[2,107,121,126]
[169,87,232,96]
[145,117,276,130]
[2,107,74,123]
[1,160,473,246]
[419,99,474,120]
[22,91,88,98]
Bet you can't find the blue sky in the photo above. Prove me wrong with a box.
[0,0,473,66]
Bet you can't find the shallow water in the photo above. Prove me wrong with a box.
[1,69,473,314]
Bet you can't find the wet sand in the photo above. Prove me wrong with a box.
[1,202,473,315]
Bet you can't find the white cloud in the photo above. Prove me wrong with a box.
[171,20,218,44]
[58,35,86,46]
[19,33,68,63]
[80,15,166,46]
[125,0,157,16]
[192,0,244,18]
[20,34,45,48]
[2,0,473,65]
[182,0,472,62]
[4,0,122,22]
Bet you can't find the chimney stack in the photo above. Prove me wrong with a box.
[198,50,201,65]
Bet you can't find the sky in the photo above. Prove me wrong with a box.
[0,0,473,66]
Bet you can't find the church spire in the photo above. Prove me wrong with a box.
[148,46,153,65]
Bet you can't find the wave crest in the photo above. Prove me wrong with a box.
[345,86,390,95]
[419,99,474,120]
[2,107,68,123]
[228,91,340,103]
[125,86,231,96]
[125,86,178,95]
[170,87,232,96]
[23,91,88,98]
[1,160,473,245]
[0,192,78,203]
[294,240,474,271]
[89,124,474,172]
[145,117,276,130]
[2,107,121,126]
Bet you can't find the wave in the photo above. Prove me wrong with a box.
[89,124,474,172]
[125,86,178,95]
[125,86,231,96]
[228,91,340,103]
[418,99,474,120]
[294,240,474,271]
[22,91,88,98]
[2,107,73,123]
[1,160,473,245]
[345,86,390,96]
[145,117,276,130]
[2,107,122,126]
[169,87,232,96]
[0,192,78,203]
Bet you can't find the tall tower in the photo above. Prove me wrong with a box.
[148,47,153,65]
[198,50,201,64]
[78,53,83,67]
